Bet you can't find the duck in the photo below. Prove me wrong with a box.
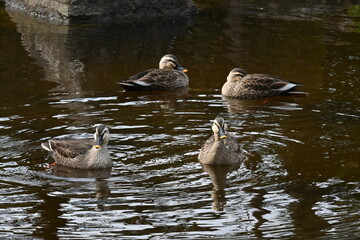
[222,68,308,99]
[119,54,189,91]
[41,124,112,169]
[198,118,245,165]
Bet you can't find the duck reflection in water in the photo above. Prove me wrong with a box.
[119,85,189,111]
[95,178,111,211]
[49,164,112,211]
[222,95,303,114]
[201,163,241,211]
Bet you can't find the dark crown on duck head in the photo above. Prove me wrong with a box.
[214,117,225,126]
[213,117,227,139]
[96,124,107,135]
[231,68,247,77]
[163,54,178,62]
[227,68,247,82]
[160,54,179,68]
[159,54,187,72]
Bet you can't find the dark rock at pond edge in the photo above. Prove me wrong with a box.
[5,0,198,24]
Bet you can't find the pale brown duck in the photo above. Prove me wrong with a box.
[41,125,112,169]
[222,68,308,99]
[198,118,245,165]
[119,54,189,91]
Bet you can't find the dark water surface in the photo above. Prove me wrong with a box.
[1,0,360,239]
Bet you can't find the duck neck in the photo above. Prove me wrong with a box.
[214,134,223,142]
[88,145,110,166]
[208,136,233,165]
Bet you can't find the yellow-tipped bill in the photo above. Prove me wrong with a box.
[182,69,188,73]
[220,135,228,139]
[93,145,102,149]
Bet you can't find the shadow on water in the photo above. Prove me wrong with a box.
[30,188,69,240]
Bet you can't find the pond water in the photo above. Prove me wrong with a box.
[0,0,359,239]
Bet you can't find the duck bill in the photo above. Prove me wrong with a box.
[219,129,227,139]
[176,65,188,73]
[93,136,104,149]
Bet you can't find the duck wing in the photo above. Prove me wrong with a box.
[121,69,154,82]
[199,135,215,155]
[42,139,93,158]
[119,69,176,90]
[224,135,244,156]
[243,74,301,93]
[119,69,161,89]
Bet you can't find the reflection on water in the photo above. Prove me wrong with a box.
[0,0,360,239]
[201,163,241,211]
[6,6,193,94]
[222,95,305,114]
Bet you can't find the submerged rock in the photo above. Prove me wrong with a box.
[5,0,197,24]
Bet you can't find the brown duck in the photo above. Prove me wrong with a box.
[222,68,308,99]
[119,54,189,91]
[41,125,112,169]
[198,118,245,165]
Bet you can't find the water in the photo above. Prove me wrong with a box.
[0,0,360,239]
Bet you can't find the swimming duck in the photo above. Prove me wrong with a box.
[198,118,245,165]
[41,124,112,169]
[222,68,307,99]
[119,54,189,91]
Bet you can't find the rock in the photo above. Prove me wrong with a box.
[5,0,197,24]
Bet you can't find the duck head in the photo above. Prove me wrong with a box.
[212,118,228,140]
[159,54,188,72]
[93,124,110,149]
[227,68,247,82]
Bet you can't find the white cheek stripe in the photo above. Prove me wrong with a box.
[48,140,54,152]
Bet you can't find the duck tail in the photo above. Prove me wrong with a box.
[119,82,136,91]
[41,141,53,152]
[119,82,152,91]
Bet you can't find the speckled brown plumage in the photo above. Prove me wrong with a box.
[222,68,308,99]
[41,125,112,169]
[198,118,245,165]
[119,54,189,91]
